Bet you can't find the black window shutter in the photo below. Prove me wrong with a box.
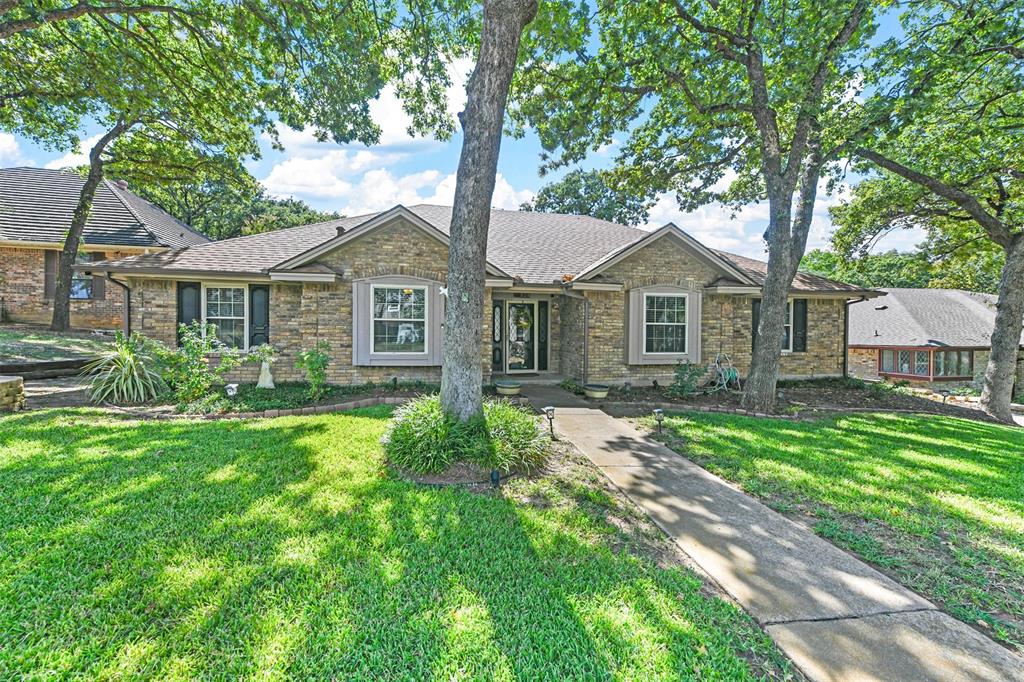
[44,250,58,299]
[793,299,808,352]
[751,298,761,352]
[249,284,270,347]
[90,252,105,300]
[176,282,201,344]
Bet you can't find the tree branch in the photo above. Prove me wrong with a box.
[855,146,1014,247]
[0,2,188,39]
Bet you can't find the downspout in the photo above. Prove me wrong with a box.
[843,296,867,378]
[104,273,131,336]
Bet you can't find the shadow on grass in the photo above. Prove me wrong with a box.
[0,407,779,679]
[655,410,1024,650]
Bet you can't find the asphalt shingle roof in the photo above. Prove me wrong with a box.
[0,167,208,249]
[849,288,1024,348]
[88,202,863,293]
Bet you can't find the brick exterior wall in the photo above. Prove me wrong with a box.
[573,237,847,385]
[126,218,493,386]
[848,346,1024,394]
[120,221,855,388]
[0,246,131,329]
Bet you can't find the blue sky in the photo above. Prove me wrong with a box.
[0,15,922,260]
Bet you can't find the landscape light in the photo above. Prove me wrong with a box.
[653,408,665,434]
[225,383,239,397]
[543,405,556,438]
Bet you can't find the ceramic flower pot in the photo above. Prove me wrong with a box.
[584,383,609,399]
[495,380,521,396]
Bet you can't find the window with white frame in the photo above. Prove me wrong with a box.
[781,300,794,351]
[644,294,687,354]
[204,286,246,349]
[372,286,426,353]
[70,253,93,299]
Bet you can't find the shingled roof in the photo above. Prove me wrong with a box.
[88,202,864,293]
[0,167,209,249]
[849,288,1024,348]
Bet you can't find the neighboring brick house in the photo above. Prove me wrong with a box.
[80,204,876,386]
[848,288,1024,392]
[0,167,208,329]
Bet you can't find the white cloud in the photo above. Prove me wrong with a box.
[43,134,104,169]
[0,133,31,166]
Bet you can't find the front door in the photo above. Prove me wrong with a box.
[506,301,537,373]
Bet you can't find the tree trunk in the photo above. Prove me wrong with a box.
[981,234,1024,423]
[741,136,823,412]
[50,122,127,331]
[440,0,537,421]
[740,204,803,413]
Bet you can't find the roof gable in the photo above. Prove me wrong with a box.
[574,223,756,285]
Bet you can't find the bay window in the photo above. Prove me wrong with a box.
[879,348,974,379]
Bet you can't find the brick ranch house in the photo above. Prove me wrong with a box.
[77,204,878,386]
[848,288,1024,391]
[0,167,209,329]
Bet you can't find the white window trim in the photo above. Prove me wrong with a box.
[781,299,794,353]
[201,283,249,352]
[642,292,688,356]
[370,283,429,356]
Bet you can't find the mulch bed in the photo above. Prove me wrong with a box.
[588,382,1003,423]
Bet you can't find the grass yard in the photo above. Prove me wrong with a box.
[651,411,1024,652]
[0,408,792,680]
[0,327,112,362]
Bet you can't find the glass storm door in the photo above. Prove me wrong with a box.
[506,302,536,372]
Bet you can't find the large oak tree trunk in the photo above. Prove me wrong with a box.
[440,0,537,421]
[50,123,126,331]
[981,235,1024,423]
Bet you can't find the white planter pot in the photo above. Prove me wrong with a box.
[256,360,275,389]
[495,381,521,396]
[584,384,609,399]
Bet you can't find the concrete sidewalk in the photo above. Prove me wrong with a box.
[525,390,1024,681]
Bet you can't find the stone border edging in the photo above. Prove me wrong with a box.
[99,395,533,421]
[593,400,985,421]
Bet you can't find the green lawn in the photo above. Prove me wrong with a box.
[0,408,791,680]
[651,411,1024,652]
[0,327,112,362]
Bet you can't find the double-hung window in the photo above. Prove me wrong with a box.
[204,286,246,349]
[70,253,93,299]
[372,286,427,353]
[643,294,687,354]
[781,300,794,351]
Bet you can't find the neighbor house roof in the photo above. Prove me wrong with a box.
[85,202,865,293]
[0,166,209,249]
[849,288,1024,348]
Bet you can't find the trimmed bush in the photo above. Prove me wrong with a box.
[83,331,167,405]
[383,395,549,475]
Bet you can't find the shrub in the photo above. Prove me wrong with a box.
[559,379,584,395]
[157,321,241,403]
[383,395,549,475]
[83,331,167,404]
[665,361,706,398]
[247,343,279,366]
[295,341,331,400]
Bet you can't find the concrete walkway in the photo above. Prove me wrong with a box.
[523,388,1024,681]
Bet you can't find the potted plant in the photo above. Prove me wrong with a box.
[494,379,521,396]
[584,383,609,399]
[248,344,279,389]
